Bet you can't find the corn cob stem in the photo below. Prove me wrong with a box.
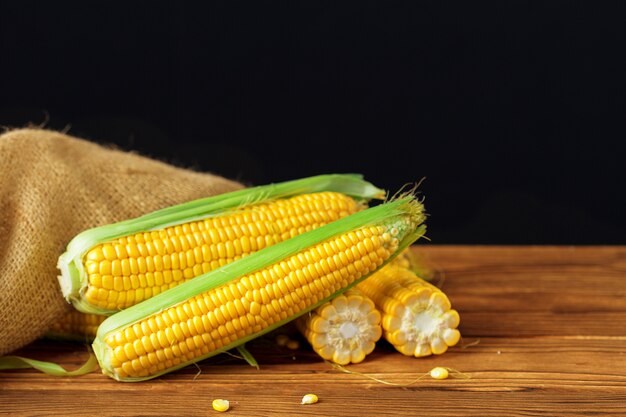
[93,197,425,381]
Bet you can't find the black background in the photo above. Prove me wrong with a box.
[1,1,624,244]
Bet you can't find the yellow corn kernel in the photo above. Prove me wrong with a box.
[212,399,230,412]
[430,366,449,380]
[301,394,319,405]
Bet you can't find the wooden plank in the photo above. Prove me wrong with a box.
[2,335,626,416]
[1,246,626,416]
[416,245,626,336]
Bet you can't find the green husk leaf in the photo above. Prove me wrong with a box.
[93,196,425,381]
[58,174,385,315]
[0,353,98,377]
[235,345,259,369]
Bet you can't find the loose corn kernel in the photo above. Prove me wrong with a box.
[212,399,230,412]
[275,334,290,347]
[430,367,449,380]
[301,394,319,405]
[286,340,300,350]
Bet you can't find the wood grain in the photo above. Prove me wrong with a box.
[2,246,625,416]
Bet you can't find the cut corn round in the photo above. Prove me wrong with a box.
[296,289,381,365]
[357,263,460,357]
[92,196,426,381]
[58,175,385,314]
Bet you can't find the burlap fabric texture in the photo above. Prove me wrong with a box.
[0,129,242,355]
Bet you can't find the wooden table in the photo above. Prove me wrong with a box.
[2,246,625,416]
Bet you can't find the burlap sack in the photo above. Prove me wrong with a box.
[0,128,242,355]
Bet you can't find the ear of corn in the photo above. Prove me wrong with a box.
[295,289,381,365]
[58,174,385,315]
[47,311,107,342]
[357,263,460,357]
[69,191,362,313]
[92,197,426,381]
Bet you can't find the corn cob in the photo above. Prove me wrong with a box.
[79,192,359,312]
[295,289,381,365]
[58,175,385,315]
[47,311,106,342]
[92,196,426,381]
[357,263,460,357]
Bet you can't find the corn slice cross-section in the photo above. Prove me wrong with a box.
[357,263,460,357]
[296,289,382,365]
